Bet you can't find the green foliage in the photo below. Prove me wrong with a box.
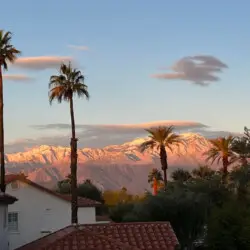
[110,186,208,249]
[191,165,216,180]
[109,163,250,250]
[109,202,135,222]
[57,178,104,203]
[206,201,250,250]
[229,165,250,201]
[103,188,142,206]
[187,175,231,208]
[57,180,71,194]
[171,168,192,182]
[78,180,104,203]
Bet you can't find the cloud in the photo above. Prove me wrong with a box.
[3,74,33,82]
[5,120,234,153]
[152,55,228,86]
[13,56,74,70]
[68,45,89,51]
[30,121,207,133]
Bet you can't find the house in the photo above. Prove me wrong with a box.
[5,174,102,250]
[14,221,179,250]
[0,192,18,250]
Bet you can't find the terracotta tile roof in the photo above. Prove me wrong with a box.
[15,222,179,250]
[5,174,101,207]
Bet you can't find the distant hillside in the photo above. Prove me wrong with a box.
[6,133,215,193]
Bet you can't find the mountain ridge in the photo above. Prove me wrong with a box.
[5,132,213,193]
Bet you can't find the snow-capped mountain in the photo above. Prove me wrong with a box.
[5,133,212,193]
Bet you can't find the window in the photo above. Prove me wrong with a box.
[11,181,19,190]
[3,207,7,228]
[8,212,18,231]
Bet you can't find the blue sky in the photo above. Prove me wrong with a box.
[1,0,250,149]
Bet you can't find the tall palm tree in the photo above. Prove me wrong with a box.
[49,62,89,224]
[203,136,236,182]
[148,168,163,194]
[171,168,191,183]
[140,126,186,190]
[0,30,20,192]
[192,165,216,180]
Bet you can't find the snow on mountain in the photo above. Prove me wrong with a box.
[5,133,213,193]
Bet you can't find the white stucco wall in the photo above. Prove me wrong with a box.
[6,181,96,250]
[0,204,9,250]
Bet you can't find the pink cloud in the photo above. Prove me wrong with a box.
[96,120,204,129]
[13,56,75,70]
[151,73,185,80]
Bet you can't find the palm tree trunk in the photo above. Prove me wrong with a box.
[0,65,5,193]
[153,177,158,195]
[160,145,168,191]
[69,96,78,224]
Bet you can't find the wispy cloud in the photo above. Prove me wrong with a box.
[3,74,33,82]
[5,120,234,153]
[31,121,207,132]
[13,56,75,70]
[152,55,228,86]
[68,45,89,51]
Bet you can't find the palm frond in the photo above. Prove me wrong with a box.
[204,135,236,168]
[148,168,163,183]
[141,126,186,156]
[139,140,156,153]
[0,30,21,70]
[48,62,89,104]
[49,86,68,104]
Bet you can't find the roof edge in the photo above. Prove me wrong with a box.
[5,174,101,207]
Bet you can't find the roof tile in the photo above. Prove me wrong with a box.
[15,222,179,250]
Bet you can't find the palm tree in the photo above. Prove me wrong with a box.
[0,30,20,192]
[231,128,250,166]
[148,168,163,194]
[148,168,163,186]
[203,136,236,182]
[192,165,216,180]
[49,62,89,224]
[140,126,186,190]
[171,168,191,183]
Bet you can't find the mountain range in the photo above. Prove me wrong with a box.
[6,133,215,193]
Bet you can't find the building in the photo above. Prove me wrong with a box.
[0,192,18,250]
[15,222,179,250]
[5,174,101,250]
